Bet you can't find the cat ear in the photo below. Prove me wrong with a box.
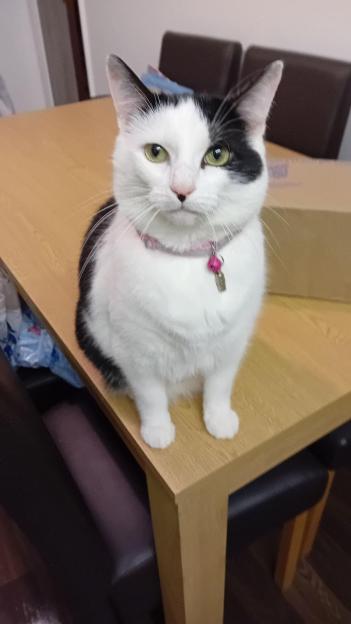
[106,55,152,128]
[236,61,283,137]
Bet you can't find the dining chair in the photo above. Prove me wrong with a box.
[296,422,351,561]
[0,354,116,624]
[241,46,351,158]
[17,365,77,412]
[0,351,329,623]
[159,31,242,95]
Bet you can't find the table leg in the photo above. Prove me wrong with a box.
[275,510,308,590]
[147,473,228,624]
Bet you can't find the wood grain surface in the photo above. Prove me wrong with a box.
[1,97,350,502]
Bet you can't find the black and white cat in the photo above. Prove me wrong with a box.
[76,56,283,448]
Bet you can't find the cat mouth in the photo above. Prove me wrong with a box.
[169,207,200,216]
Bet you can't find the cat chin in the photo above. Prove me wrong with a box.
[161,209,200,228]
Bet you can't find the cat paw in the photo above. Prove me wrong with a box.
[141,422,176,449]
[204,408,239,440]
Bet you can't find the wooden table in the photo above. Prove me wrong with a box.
[1,98,351,624]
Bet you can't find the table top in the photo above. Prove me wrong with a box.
[1,98,351,501]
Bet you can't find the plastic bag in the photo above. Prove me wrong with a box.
[16,309,53,369]
[0,270,22,366]
[141,65,193,94]
[0,271,83,388]
[50,344,83,388]
[16,307,84,388]
[0,268,22,335]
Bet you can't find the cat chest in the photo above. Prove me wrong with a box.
[104,247,259,339]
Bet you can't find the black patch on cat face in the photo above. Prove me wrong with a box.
[76,197,127,390]
[195,95,263,182]
[138,91,263,183]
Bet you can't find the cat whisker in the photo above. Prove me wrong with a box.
[81,205,117,251]
[79,239,103,282]
[140,208,161,238]
[71,189,113,213]
[79,205,155,281]
[211,96,240,132]
[261,217,281,249]
[212,120,244,138]
[119,193,148,203]
[210,82,242,129]
[223,214,283,270]
[263,234,287,273]
[98,200,118,211]
[79,211,117,277]
[212,68,265,131]
[222,222,235,241]
[263,202,291,229]
[154,90,162,110]
[119,91,151,113]
[78,200,118,222]
[113,204,157,245]
[203,212,218,243]
[119,186,148,195]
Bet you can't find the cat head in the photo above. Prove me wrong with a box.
[107,55,283,246]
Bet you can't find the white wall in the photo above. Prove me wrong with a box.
[78,0,351,159]
[0,0,53,114]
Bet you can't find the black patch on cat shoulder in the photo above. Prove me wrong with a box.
[75,197,127,390]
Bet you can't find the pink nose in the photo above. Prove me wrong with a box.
[170,184,195,200]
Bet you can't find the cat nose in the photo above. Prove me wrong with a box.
[170,185,195,201]
[171,164,196,199]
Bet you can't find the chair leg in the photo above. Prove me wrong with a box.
[275,469,336,591]
[300,469,335,558]
[274,510,308,591]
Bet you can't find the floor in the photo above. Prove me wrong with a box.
[0,509,71,624]
[1,469,350,624]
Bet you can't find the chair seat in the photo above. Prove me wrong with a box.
[44,402,327,623]
[17,366,78,412]
[309,421,351,469]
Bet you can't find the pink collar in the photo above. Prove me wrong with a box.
[136,230,237,292]
[138,231,233,257]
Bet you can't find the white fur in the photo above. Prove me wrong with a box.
[84,63,282,447]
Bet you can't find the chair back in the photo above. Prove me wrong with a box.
[159,31,242,95]
[241,46,351,158]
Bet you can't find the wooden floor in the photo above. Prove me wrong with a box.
[1,468,350,624]
[0,509,71,624]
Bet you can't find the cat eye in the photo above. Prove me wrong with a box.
[204,144,231,167]
[144,143,169,163]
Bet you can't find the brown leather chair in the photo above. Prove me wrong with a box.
[0,351,329,623]
[0,354,116,624]
[159,31,242,95]
[241,46,351,158]
[297,421,351,561]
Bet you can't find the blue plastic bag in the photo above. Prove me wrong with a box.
[16,310,53,369]
[50,344,83,388]
[1,305,84,388]
[141,67,193,95]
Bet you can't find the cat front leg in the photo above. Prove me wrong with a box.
[129,376,175,449]
[203,358,242,440]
